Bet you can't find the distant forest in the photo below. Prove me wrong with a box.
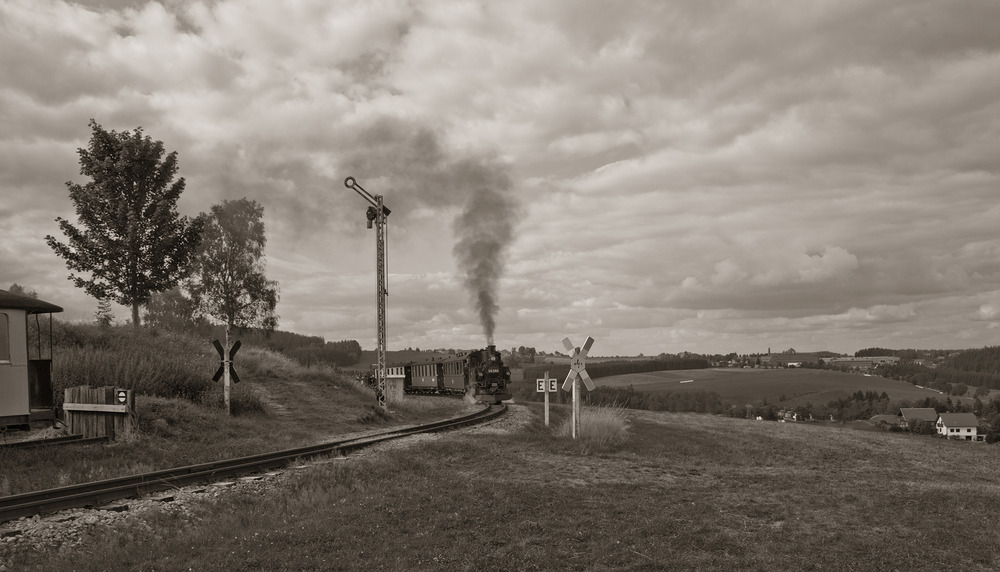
[229,328,362,367]
[521,356,709,383]
[861,346,1000,391]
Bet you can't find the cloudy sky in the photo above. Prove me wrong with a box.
[3,0,1000,357]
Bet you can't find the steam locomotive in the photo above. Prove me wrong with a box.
[377,345,512,404]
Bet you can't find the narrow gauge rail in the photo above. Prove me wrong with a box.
[1,434,110,449]
[0,403,504,524]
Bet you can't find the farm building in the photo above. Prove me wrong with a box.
[765,349,839,368]
[898,408,938,429]
[936,413,983,442]
[826,357,875,371]
[869,414,901,428]
[0,289,62,428]
[826,356,900,371]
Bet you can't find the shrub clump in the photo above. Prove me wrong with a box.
[52,323,215,403]
[356,405,392,425]
[198,383,270,417]
[555,404,631,453]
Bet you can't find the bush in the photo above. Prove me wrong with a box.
[197,383,271,417]
[356,405,392,425]
[555,405,631,453]
[237,346,301,378]
[910,420,938,435]
[52,323,215,403]
[136,395,223,437]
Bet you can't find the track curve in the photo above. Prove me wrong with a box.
[0,403,505,523]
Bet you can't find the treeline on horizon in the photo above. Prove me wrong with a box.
[582,384,1000,434]
[521,356,710,384]
[514,346,1000,431]
[850,346,1000,391]
[237,329,362,368]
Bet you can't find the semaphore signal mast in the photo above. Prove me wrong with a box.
[345,176,391,409]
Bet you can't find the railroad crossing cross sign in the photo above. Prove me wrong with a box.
[562,336,595,392]
[212,339,242,384]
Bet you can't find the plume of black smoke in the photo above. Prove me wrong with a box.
[341,117,520,344]
[451,160,519,345]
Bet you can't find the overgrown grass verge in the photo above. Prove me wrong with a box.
[49,323,372,405]
[52,326,215,402]
[2,324,466,497]
[553,403,631,453]
[7,408,1000,570]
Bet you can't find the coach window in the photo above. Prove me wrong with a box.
[0,313,9,362]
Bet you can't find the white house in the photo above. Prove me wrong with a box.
[936,413,983,442]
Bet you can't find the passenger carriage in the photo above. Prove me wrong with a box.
[0,289,63,429]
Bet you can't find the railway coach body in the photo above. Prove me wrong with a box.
[384,345,511,403]
[441,358,465,392]
[0,289,62,429]
[406,362,442,393]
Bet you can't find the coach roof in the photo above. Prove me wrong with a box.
[0,289,63,314]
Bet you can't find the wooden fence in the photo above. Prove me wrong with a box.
[62,386,135,439]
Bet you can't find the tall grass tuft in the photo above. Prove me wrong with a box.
[52,323,215,403]
[198,383,270,417]
[237,346,301,378]
[356,404,392,424]
[238,345,368,395]
[555,404,632,453]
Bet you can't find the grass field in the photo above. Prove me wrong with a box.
[597,367,984,407]
[0,346,469,497]
[5,403,1000,570]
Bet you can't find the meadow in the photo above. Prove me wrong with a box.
[5,403,1000,570]
[0,323,468,497]
[596,367,983,407]
[6,325,999,569]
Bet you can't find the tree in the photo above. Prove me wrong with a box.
[188,198,279,333]
[8,283,38,298]
[144,286,206,332]
[95,298,115,328]
[46,120,204,328]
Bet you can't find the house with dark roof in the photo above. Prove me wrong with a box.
[898,408,938,429]
[766,349,840,368]
[936,413,983,442]
[869,414,901,428]
[827,357,875,371]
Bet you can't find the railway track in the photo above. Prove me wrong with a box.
[0,403,504,524]
[0,434,111,449]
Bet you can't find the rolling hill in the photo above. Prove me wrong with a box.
[596,367,985,407]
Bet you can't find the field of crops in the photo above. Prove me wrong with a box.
[597,367,981,407]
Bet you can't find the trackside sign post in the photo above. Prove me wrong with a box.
[561,336,595,439]
[212,332,241,416]
[535,371,557,426]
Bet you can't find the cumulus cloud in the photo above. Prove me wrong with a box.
[4,0,1000,355]
[978,304,1000,321]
